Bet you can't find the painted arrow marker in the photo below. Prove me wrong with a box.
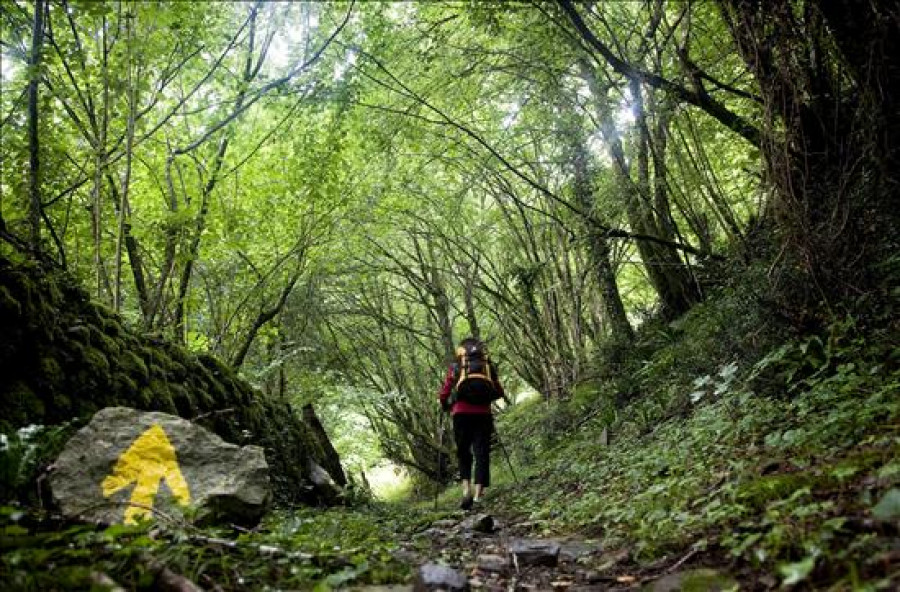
[101,424,191,524]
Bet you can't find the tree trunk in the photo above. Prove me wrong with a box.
[302,403,346,487]
[629,78,701,319]
[114,5,138,313]
[581,59,699,320]
[721,0,900,320]
[173,4,261,340]
[26,0,45,252]
[570,127,634,344]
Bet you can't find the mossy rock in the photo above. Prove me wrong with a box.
[0,285,22,316]
[167,362,187,381]
[645,568,737,591]
[169,383,197,415]
[163,343,191,367]
[99,316,124,338]
[0,255,345,507]
[38,356,64,385]
[66,324,91,345]
[136,386,154,407]
[88,325,121,356]
[147,363,167,380]
[3,381,44,426]
[52,393,73,417]
[139,345,160,366]
[81,346,111,376]
[120,350,150,383]
[204,377,229,400]
[112,374,139,398]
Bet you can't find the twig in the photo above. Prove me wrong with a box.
[666,548,697,573]
[73,499,191,529]
[189,533,314,562]
[140,552,203,592]
[89,572,125,592]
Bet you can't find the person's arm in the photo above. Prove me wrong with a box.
[492,364,510,405]
[438,366,455,411]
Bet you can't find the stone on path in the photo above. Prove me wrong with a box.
[557,540,603,562]
[309,459,342,503]
[475,554,509,575]
[648,569,737,591]
[508,538,561,567]
[461,513,496,534]
[49,407,270,526]
[414,563,469,591]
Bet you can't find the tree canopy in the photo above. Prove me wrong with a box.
[2,0,897,484]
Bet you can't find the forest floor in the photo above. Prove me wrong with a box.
[3,272,899,590]
[3,357,899,591]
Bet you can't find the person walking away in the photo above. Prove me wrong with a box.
[438,337,504,510]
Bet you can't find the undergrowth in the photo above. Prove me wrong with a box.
[490,280,900,588]
[0,502,448,590]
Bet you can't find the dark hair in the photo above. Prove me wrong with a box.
[456,337,486,358]
[459,336,481,349]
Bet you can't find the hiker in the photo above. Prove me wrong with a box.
[439,337,505,510]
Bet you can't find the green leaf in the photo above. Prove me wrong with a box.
[871,488,900,521]
[778,555,815,585]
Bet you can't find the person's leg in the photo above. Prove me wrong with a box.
[471,414,492,500]
[452,414,475,505]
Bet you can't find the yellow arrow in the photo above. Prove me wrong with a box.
[101,424,191,524]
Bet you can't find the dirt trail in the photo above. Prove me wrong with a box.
[365,502,741,592]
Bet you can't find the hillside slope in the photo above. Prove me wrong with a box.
[487,280,900,588]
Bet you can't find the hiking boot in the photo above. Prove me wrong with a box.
[460,495,474,511]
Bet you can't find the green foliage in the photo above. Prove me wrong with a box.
[0,504,430,590]
[489,290,900,586]
[0,423,77,505]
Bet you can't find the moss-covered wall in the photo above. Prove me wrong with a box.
[0,256,339,505]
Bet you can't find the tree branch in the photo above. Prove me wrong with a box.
[557,0,762,147]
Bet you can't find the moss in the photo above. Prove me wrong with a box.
[66,325,91,344]
[169,383,197,415]
[136,386,154,407]
[204,377,228,400]
[147,379,179,413]
[81,346,111,376]
[120,350,150,383]
[38,357,64,385]
[0,285,21,316]
[112,374,139,398]
[140,345,159,366]
[194,385,216,408]
[53,393,72,416]
[159,392,178,414]
[198,353,230,377]
[167,362,187,381]
[88,326,121,356]
[99,316,124,338]
[163,343,191,367]
[45,278,64,307]
[3,381,43,425]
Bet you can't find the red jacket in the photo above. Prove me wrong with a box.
[438,365,503,415]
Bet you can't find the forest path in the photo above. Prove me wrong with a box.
[379,505,736,591]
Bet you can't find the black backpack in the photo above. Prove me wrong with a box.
[452,340,500,405]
